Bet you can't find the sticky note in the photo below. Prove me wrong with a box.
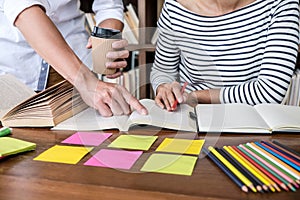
[84,149,143,169]
[34,145,93,164]
[108,135,158,150]
[61,132,112,146]
[0,137,36,157]
[156,138,204,155]
[141,153,198,176]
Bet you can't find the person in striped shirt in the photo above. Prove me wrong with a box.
[150,0,299,111]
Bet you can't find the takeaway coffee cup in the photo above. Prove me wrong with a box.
[91,27,122,75]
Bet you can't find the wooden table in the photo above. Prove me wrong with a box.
[0,127,299,200]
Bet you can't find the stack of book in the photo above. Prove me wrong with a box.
[205,141,300,193]
[123,3,139,45]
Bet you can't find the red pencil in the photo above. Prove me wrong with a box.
[261,142,300,167]
[271,141,300,161]
[171,82,188,110]
[232,146,287,192]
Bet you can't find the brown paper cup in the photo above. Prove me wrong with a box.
[91,37,120,75]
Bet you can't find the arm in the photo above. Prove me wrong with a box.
[85,0,127,79]
[219,0,299,105]
[150,3,182,111]
[14,5,147,116]
[151,2,220,109]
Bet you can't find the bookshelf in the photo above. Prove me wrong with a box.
[123,0,162,98]
[81,0,163,99]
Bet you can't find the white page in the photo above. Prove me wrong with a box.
[128,99,196,132]
[255,104,300,131]
[53,99,196,132]
[196,104,270,133]
[52,107,129,131]
[0,74,35,119]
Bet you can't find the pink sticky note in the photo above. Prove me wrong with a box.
[61,132,112,146]
[84,149,143,170]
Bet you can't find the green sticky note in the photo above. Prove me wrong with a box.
[0,137,36,157]
[108,135,158,150]
[156,138,205,155]
[34,145,93,164]
[141,153,198,176]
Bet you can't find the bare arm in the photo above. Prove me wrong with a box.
[14,5,147,116]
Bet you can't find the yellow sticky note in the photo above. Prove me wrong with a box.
[141,153,198,176]
[34,145,93,164]
[156,138,204,155]
[108,135,158,150]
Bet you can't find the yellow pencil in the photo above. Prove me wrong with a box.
[208,146,257,193]
[227,146,278,192]
[223,146,271,191]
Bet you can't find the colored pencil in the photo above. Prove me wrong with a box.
[260,142,300,171]
[245,143,299,188]
[263,141,300,163]
[271,141,300,161]
[219,148,263,192]
[262,141,300,166]
[226,146,274,192]
[233,146,286,192]
[208,146,257,193]
[238,144,296,192]
[254,142,300,180]
[249,143,300,183]
[272,140,300,158]
[203,148,248,193]
[240,144,297,192]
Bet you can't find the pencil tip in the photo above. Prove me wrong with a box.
[269,186,276,192]
[242,186,248,193]
[262,185,268,191]
[250,185,257,193]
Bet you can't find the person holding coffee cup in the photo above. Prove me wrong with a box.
[0,0,148,117]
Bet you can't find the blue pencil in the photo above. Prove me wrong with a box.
[262,141,300,163]
[272,140,300,158]
[203,148,248,193]
[217,148,264,192]
[257,142,300,171]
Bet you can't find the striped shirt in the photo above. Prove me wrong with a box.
[150,0,299,105]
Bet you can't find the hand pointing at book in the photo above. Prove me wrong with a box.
[12,4,147,117]
[75,73,148,117]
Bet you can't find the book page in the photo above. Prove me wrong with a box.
[52,107,130,131]
[53,99,196,132]
[255,104,300,131]
[128,99,196,132]
[0,74,35,119]
[195,104,271,133]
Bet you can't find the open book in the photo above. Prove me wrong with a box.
[195,104,300,133]
[53,101,300,133]
[53,99,196,132]
[0,74,36,119]
[1,80,88,127]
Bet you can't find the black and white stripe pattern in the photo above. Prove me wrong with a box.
[150,0,299,105]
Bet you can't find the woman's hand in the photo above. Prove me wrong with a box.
[86,38,129,78]
[155,81,188,111]
[155,82,220,110]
